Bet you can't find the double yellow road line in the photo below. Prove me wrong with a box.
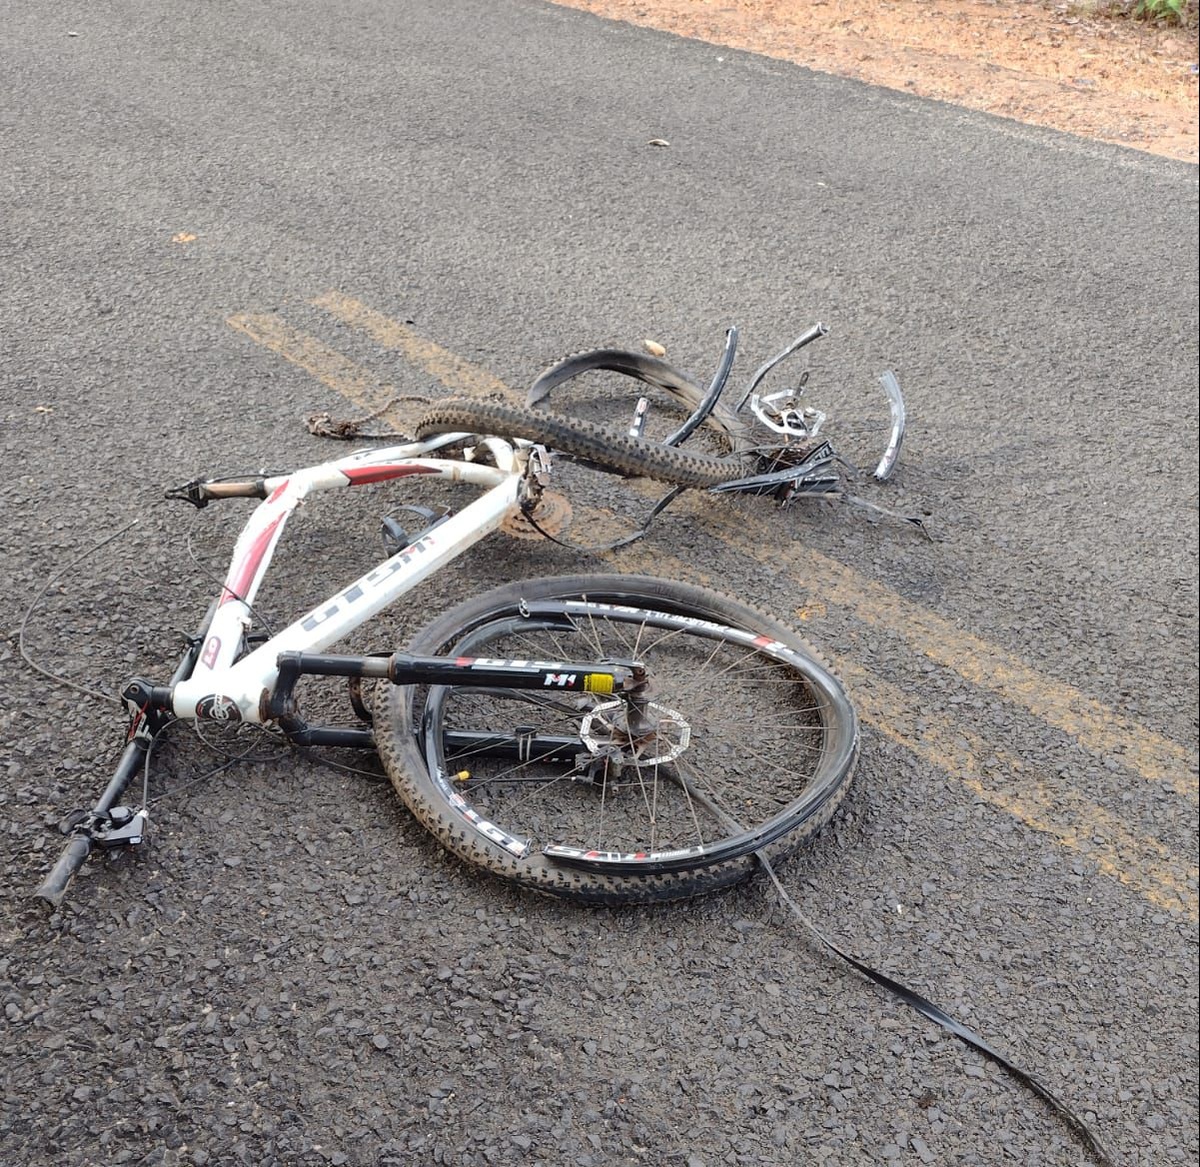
[229,292,1198,918]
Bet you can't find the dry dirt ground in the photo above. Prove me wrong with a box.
[553,0,1199,162]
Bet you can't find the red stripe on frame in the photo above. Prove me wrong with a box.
[221,513,287,604]
[343,465,441,486]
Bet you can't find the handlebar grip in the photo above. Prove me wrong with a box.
[35,835,92,908]
[203,479,268,500]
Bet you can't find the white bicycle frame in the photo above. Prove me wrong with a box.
[173,433,529,724]
[36,428,642,906]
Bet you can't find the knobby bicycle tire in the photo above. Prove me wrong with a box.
[413,399,749,489]
[374,575,858,904]
[527,348,759,459]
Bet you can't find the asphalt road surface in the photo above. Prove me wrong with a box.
[2,2,1197,1166]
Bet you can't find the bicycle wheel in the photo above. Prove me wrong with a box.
[413,399,750,489]
[374,575,857,904]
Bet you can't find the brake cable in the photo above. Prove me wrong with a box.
[18,518,140,703]
[518,485,685,554]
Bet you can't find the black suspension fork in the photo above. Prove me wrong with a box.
[266,650,643,752]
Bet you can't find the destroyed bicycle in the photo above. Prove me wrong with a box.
[36,325,903,906]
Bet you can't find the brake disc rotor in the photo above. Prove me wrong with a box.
[579,699,691,766]
[501,490,573,540]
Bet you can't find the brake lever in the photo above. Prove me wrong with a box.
[164,479,211,508]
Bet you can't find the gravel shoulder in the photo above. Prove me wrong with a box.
[554,0,1200,162]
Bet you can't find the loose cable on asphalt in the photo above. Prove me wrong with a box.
[755,852,1117,1167]
[17,518,140,703]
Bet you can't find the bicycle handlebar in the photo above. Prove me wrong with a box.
[35,835,92,907]
[34,735,150,907]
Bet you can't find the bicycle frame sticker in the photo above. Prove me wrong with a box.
[222,512,288,605]
[195,695,243,723]
[543,843,707,865]
[300,531,439,635]
[461,658,617,693]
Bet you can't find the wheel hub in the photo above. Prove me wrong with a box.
[578,698,690,766]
